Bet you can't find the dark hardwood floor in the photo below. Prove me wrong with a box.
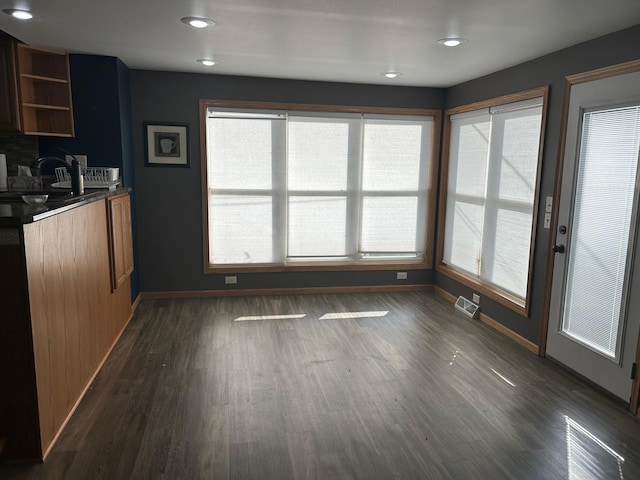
[2,291,640,479]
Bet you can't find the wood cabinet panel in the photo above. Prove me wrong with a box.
[108,193,134,291]
[18,199,131,459]
[0,34,20,131]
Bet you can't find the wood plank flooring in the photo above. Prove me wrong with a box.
[2,291,640,479]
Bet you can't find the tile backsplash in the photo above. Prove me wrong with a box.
[0,133,39,175]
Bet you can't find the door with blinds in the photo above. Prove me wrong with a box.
[546,68,640,401]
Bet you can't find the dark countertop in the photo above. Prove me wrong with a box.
[0,188,130,227]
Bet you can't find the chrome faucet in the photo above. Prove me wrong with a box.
[31,155,84,195]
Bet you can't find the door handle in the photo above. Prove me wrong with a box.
[552,244,565,254]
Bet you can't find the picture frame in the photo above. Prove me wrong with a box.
[144,122,190,167]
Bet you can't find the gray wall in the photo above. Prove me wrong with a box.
[129,73,443,292]
[439,24,640,344]
[129,24,640,345]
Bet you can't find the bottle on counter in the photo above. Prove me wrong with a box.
[70,159,84,195]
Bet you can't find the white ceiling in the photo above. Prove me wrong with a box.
[1,0,640,87]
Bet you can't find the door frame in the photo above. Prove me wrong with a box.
[539,59,640,414]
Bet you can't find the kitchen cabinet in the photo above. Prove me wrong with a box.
[108,192,134,290]
[0,195,132,461]
[16,43,74,136]
[0,33,74,136]
[0,32,20,131]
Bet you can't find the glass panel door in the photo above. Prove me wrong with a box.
[546,68,640,401]
[561,106,640,361]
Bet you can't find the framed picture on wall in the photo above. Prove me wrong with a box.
[144,122,190,167]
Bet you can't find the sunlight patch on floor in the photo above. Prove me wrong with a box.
[234,314,306,321]
[319,311,389,320]
[491,368,516,387]
[565,415,624,479]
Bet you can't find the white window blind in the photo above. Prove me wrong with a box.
[287,114,360,258]
[562,105,640,357]
[361,116,431,256]
[205,108,433,266]
[443,97,543,299]
[206,112,286,264]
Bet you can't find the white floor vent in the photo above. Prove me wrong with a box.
[454,296,479,319]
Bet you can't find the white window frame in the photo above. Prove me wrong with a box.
[200,100,441,273]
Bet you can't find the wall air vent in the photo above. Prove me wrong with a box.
[454,296,479,319]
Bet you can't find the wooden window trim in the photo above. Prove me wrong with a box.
[435,86,549,317]
[199,99,441,274]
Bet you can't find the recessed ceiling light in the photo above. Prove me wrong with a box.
[197,59,217,66]
[382,71,401,79]
[2,8,33,20]
[437,38,468,47]
[181,17,215,28]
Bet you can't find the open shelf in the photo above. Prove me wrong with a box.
[16,43,74,136]
[21,107,74,137]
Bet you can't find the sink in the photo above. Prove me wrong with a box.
[0,190,100,205]
[0,191,72,203]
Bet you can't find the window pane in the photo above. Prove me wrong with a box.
[482,207,533,298]
[443,112,490,276]
[562,106,640,357]
[288,117,356,191]
[448,114,490,197]
[209,195,276,264]
[443,200,484,275]
[362,120,430,191]
[207,118,282,190]
[480,103,542,298]
[361,196,420,252]
[493,112,541,204]
[288,196,348,257]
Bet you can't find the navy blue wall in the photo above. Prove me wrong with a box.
[39,54,140,301]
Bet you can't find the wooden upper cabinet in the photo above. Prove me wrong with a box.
[108,193,134,291]
[15,43,75,136]
[0,33,20,131]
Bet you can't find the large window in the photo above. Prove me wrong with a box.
[202,101,439,272]
[437,88,548,314]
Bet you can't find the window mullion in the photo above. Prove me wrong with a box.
[415,118,431,256]
[479,115,498,281]
[346,114,363,259]
[273,115,287,264]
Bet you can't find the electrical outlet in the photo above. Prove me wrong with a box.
[225,275,237,284]
[396,271,408,280]
[0,229,19,245]
[472,293,480,304]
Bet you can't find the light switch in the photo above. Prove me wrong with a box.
[544,212,551,229]
[545,196,553,214]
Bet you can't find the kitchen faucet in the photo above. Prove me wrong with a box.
[31,155,84,195]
